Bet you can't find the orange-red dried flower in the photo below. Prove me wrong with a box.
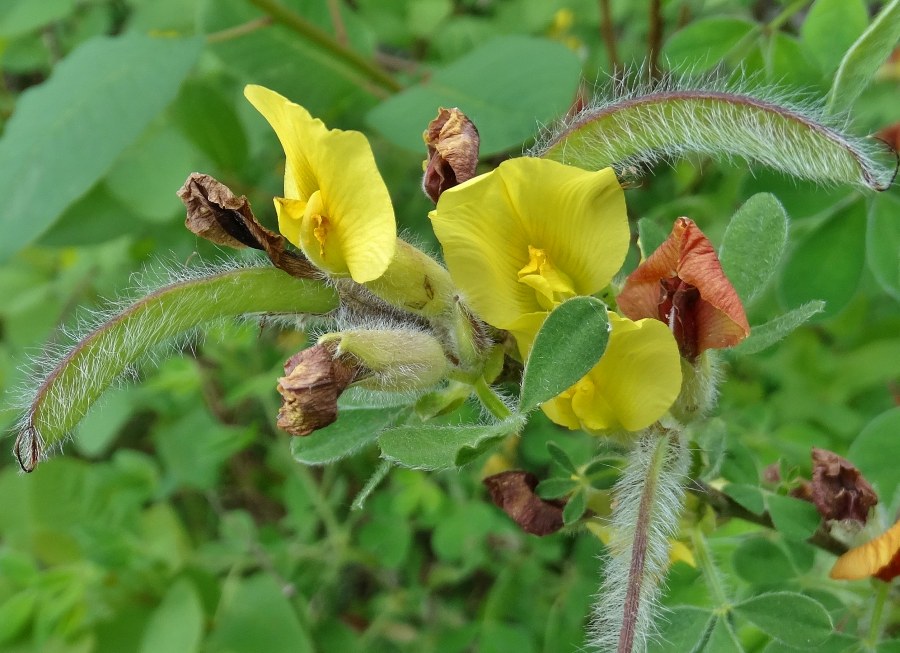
[617,217,749,360]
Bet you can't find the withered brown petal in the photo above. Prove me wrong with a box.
[617,217,749,359]
[276,344,358,436]
[178,173,318,279]
[422,107,480,203]
[810,447,878,524]
[483,471,565,536]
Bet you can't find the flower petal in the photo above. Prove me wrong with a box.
[244,85,396,283]
[617,217,749,357]
[542,313,682,432]
[830,519,900,582]
[431,158,628,330]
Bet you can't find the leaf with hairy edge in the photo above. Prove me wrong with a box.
[720,193,789,305]
[733,302,825,355]
[519,297,610,414]
[14,266,338,472]
[534,87,893,190]
[733,592,832,648]
[378,420,521,470]
[827,0,900,115]
[291,406,408,465]
[0,34,203,262]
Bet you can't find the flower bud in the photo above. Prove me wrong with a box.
[318,329,448,392]
[276,344,359,436]
[422,107,480,203]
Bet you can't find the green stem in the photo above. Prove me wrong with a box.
[767,0,809,31]
[206,16,272,43]
[863,580,890,650]
[15,266,338,472]
[691,527,730,609]
[246,0,402,94]
[474,377,512,421]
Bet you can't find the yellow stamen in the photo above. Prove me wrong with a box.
[517,245,577,310]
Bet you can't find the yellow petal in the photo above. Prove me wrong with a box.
[542,313,682,432]
[244,85,396,282]
[830,519,900,581]
[669,540,696,568]
[431,157,628,330]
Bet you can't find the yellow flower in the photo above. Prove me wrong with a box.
[430,157,629,340]
[830,519,900,582]
[431,157,681,432]
[244,85,396,283]
[541,313,682,432]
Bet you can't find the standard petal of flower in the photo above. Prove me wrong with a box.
[830,519,900,582]
[542,313,682,432]
[244,85,396,283]
[617,217,749,358]
[431,158,628,330]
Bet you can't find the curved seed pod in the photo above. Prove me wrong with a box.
[532,83,895,191]
[14,264,338,472]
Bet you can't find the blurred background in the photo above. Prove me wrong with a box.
[0,0,897,651]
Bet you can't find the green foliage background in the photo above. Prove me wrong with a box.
[0,0,898,651]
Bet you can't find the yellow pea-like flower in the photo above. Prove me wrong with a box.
[244,85,396,283]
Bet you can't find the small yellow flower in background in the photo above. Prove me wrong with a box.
[431,157,681,432]
[830,519,900,582]
[244,85,396,283]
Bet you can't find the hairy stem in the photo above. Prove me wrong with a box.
[590,429,689,653]
[246,0,401,95]
[14,265,338,471]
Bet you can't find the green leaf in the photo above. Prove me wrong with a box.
[0,0,75,37]
[379,420,519,470]
[707,617,746,653]
[538,91,892,191]
[291,405,406,465]
[519,297,610,413]
[848,407,900,503]
[762,633,858,653]
[647,606,715,653]
[801,0,868,76]
[828,0,900,114]
[779,200,867,319]
[724,483,766,515]
[139,579,203,653]
[638,217,669,259]
[867,192,900,300]
[584,457,624,490]
[732,537,795,585]
[733,592,832,648]
[0,590,37,644]
[720,193,789,305]
[535,478,578,500]
[367,35,580,155]
[733,302,826,355]
[662,17,757,72]
[170,79,248,171]
[0,33,203,262]
[562,489,586,525]
[15,267,338,471]
[766,495,821,541]
[206,574,314,653]
[547,441,577,474]
[200,0,377,116]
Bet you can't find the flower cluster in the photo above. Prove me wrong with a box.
[237,85,751,438]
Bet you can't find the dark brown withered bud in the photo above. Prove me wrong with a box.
[178,173,317,278]
[422,107,479,203]
[276,344,359,436]
[809,447,878,524]
[483,471,565,536]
